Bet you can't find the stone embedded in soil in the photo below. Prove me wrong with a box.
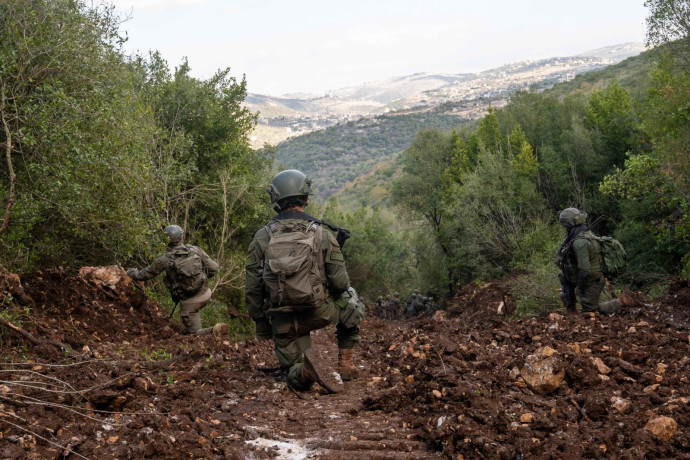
[0,269,32,305]
[610,397,632,414]
[79,265,127,288]
[520,413,535,423]
[567,343,581,353]
[644,416,678,441]
[591,357,611,375]
[520,349,565,395]
[643,384,660,393]
[540,346,558,357]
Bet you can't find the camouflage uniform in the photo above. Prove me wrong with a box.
[560,226,620,314]
[129,242,219,334]
[387,294,400,320]
[245,211,359,391]
[405,293,417,318]
[376,296,385,319]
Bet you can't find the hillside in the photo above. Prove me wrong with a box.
[276,107,473,198]
[545,49,655,99]
[313,47,656,208]
[247,43,644,148]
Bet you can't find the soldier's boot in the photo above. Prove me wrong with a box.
[618,290,643,308]
[301,348,343,394]
[193,323,229,337]
[562,299,577,315]
[338,348,358,381]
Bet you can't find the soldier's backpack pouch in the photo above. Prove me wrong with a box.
[170,245,207,298]
[597,236,628,277]
[584,235,628,277]
[335,287,366,329]
[262,221,326,310]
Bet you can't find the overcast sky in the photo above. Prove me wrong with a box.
[110,0,648,96]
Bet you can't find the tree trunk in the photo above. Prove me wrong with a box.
[0,83,16,235]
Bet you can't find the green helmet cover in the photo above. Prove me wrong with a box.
[558,208,587,228]
[267,169,313,203]
[164,225,184,243]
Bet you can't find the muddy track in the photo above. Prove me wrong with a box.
[1,268,689,459]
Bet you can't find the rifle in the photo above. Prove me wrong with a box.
[273,206,351,249]
[169,296,180,319]
[561,215,607,256]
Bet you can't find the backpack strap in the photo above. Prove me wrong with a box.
[274,209,351,248]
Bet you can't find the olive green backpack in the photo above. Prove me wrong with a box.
[584,235,628,277]
[262,221,326,310]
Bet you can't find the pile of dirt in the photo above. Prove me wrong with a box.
[445,277,517,321]
[1,268,689,459]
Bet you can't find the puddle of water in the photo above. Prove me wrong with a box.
[245,437,312,460]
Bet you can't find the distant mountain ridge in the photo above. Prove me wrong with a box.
[269,43,650,202]
[245,42,645,147]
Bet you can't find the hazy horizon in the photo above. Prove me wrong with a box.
[111,0,648,96]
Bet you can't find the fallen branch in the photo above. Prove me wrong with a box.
[0,316,73,353]
[227,305,251,320]
[0,411,92,460]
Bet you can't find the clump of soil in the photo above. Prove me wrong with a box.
[1,268,689,459]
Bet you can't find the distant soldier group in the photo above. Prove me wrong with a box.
[374,289,437,320]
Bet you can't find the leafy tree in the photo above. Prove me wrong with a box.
[645,0,690,67]
[508,125,537,177]
[476,106,504,154]
[391,129,454,236]
[0,0,157,267]
[584,80,635,165]
[600,61,690,272]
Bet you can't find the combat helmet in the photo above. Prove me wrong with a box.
[267,169,313,203]
[163,225,184,244]
[558,208,587,228]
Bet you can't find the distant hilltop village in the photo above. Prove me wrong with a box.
[245,43,645,148]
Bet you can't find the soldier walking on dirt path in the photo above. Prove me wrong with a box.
[376,296,385,319]
[127,225,227,337]
[244,170,364,394]
[555,208,641,315]
[389,292,402,319]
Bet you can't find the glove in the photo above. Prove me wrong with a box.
[254,318,273,341]
[126,268,137,277]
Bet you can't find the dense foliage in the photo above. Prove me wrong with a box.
[1,0,687,323]
[275,110,469,197]
[326,2,690,308]
[0,0,273,332]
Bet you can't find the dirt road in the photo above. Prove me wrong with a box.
[1,268,689,458]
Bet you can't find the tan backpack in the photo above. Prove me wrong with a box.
[262,220,326,310]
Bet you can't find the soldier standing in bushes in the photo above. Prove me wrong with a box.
[555,207,640,314]
[244,169,364,394]
[127,225,227,336]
